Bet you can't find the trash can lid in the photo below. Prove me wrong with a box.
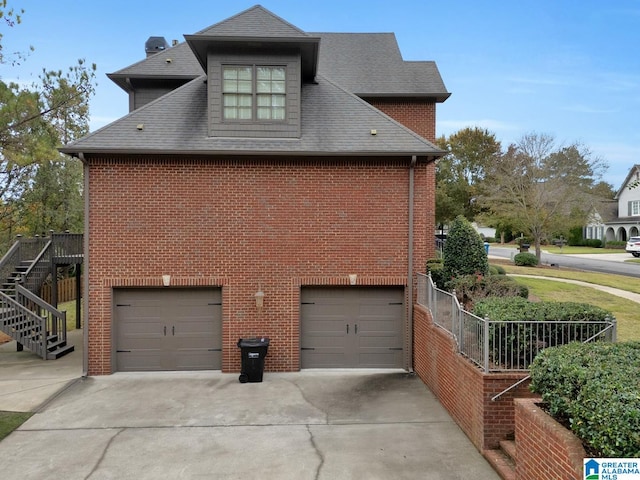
[237,337,270,348]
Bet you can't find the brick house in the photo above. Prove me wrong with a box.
[61,5,449,375]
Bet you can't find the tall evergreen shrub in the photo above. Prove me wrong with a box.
[443,215,489,282]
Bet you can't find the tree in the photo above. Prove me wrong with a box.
[480,133,607,260]
[435,127,502,225]
[0,2,95,249]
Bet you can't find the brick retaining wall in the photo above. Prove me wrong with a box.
[413,304,534,450]
[514,397,585,480]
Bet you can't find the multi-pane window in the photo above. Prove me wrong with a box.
[632,200,640,216]
[223,66,286,121]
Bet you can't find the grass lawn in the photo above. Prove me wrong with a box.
[58,299,82,331]
[497,265,640,342]
[0,411,32,442]
[491,243,628,255]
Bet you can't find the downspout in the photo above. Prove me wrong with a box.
[79,152,89,378]
[407,155,417,373]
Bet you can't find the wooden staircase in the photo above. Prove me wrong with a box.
[484,437,517,480]
[0,234,82,360]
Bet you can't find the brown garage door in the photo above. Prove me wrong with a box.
[300,287,404,368]
[114,288,222,372]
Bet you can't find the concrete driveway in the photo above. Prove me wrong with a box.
[0,368,499,479]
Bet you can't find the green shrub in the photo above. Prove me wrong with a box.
[473,298,613,368]
[584,239,602,248]
[426,258,443,267]
[426,261,446,289]
[483,237,496,243]
[443,215,488,281]
[514,252,538,266]
[530,342,640,457]
[449,275,528,308]
[604,240,626,249]
[489,264,506,275]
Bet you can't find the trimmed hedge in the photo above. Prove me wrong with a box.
[514,252,538,266]
[448,274,528,308]
[473,297,613,368]
[530,342,640,457]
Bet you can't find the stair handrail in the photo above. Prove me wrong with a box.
[19,239,53,295]
[0,290,48,359]
[0,239,22,290]
[15,284,67,344]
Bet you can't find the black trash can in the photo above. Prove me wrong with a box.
[237,337,270,383]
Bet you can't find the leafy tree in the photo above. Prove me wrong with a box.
[435,127,502,225]
[480,133,607,260]
[0,2,95,250]
[443,215,489,282]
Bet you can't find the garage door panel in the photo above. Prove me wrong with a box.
[174,348,221,370]
[356,350,403,368]
[301,350,347,368]
[115,288,222,372]
[301,287,404,369]
[117,350,163,372]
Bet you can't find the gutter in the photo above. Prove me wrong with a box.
[79,152,89,378]
[407,155,417,373]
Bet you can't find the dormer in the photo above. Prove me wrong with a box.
[185,6,320,139]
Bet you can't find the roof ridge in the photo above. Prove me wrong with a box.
[195,4,311,38]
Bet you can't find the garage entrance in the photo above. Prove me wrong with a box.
[114,288,222,372]
[300,287,404,368]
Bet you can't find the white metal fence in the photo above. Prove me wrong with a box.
[417,273,617,373]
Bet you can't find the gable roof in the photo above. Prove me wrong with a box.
[61,74,443,157]
[107,41,203,93]
[614,164,640,199]
[185,5,320,81]
[196,5,309,38]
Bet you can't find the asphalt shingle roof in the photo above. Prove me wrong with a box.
[64,5,448,157]
[61,74,442,156]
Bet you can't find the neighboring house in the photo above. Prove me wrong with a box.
[61,5,449,375]
[585,164,640,242]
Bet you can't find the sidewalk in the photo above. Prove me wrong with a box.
[0,329,83,412]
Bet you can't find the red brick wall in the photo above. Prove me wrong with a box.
[86,156,433,374]
[365,99,437,142]
[413,305,534,450]
[515,398,585,480]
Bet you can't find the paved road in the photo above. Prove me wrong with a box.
[489,246,640,278]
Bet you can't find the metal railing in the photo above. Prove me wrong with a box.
[417,273,616,373]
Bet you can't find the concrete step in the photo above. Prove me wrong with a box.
[500,439,517,462]
[483,447,516,480]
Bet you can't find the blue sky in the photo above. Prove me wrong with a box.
[1,1,639,188]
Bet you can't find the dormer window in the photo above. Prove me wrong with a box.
[223,65,286,121]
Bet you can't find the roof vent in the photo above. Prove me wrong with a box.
[145,36,169,57]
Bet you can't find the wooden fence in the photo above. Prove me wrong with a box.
[41,277,82,304]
